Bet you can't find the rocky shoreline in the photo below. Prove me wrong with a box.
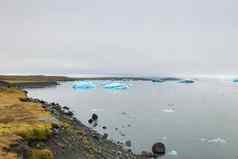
[0,77,169,159]
[19,95,149,159]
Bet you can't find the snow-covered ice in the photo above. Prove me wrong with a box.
[103,82,129,90]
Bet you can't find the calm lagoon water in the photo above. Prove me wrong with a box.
[26,78,238,159]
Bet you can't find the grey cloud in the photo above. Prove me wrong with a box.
[0,0,238,76]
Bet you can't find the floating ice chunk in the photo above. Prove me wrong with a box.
[233,79,238,83]
[200,138,208,142]
[91,108,104,112]
[103,82,129,90]
[72,81,96,90]
[162,136,167,140]
[161,108,175,113]
[207,138,227,144]
[179,80,195,84]
[168,150,178,156]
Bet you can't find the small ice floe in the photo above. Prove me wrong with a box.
[103,82,129,90]
[72,81,96,90]
[168,150,178,156]
[207,138,227,144]
[161,108,175,113]
[161,136,167,140]
[200,138,208,142]
[91,108,104,112]
[200,137,227,144]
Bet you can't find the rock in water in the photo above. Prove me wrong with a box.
[125,140,132,147]
[88,118,93,124]
[92,113,98,121]
[152,143,166,155]
[102,133,109,139]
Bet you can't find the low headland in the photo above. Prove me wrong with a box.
[0,75,165,159]
[0,75,181,88]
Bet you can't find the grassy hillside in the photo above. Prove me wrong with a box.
[0,88,55,159]
[0,75,75,88]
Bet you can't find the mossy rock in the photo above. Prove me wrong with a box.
[28,149,54,159]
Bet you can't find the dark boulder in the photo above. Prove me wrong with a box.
[63,106,70,110]
[88,118,93,124]
[64,110,73,116]
[152,142,166,155]
[92,113,98,121]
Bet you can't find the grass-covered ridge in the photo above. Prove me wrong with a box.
[0,88,55,159]
[0,75,75,88]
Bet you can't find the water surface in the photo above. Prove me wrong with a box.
[26,78,238,159]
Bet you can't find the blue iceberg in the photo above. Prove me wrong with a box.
[103,82,129,90]
[233,79,238,83]
[72,81,96,90]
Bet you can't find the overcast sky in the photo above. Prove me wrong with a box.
[0,0,237,77]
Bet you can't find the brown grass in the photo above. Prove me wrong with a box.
[0,88,55,159]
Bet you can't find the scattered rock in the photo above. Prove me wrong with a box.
[121,112,127,115]
[102,133,108,139]
[92,134,100,140]
[92,113,98,121]
[88,119,93,124]
[23,96,140,159]
[19,97,26,102]
[141,151,154,158]
[152,142,166,155]
[125,140,132,147]
[116,151,122,156]
[63,106,70,110]
[92,122,98,127]
[64,110,74,116]
[119,132,126,137]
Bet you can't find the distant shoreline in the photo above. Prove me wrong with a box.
[0,75,181,88]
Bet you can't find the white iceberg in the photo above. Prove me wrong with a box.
[161,108,175,113]
[200,138,208,142]
[162,136,167,140]
[168,150,178,156]
[103,82,129,90]
[91,108,104,112]
[207,138,227,144]
[200,137,227,144]
[72,81,96,90]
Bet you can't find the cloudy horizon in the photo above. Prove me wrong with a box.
[1,0,238,77]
